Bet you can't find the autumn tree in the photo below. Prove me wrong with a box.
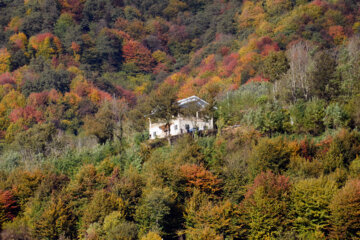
[0,190,18,230]
[183,189,248,240]
[243,171,291,239]
[33,194,77,239]
[329,179,360,239]
[122,40,156,73]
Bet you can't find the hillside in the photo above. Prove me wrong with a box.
[1,0,360,239]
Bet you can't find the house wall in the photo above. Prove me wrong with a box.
[149,117,213,139]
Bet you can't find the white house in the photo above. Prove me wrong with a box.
[149,96,214,139]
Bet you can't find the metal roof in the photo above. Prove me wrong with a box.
[177,95,209,109]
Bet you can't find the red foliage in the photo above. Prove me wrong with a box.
[97,89,112,102]
[153,63,168,75]
[35,33,54,43]
[28,91,49,107]
[256,37,273,49]
[311,0,327,7]
[298,137,317,160]
[180,164,222,194]
[220,46,230,56]
[316,136,333,155]
[222,53,238,77]
[122,40,156,72]
[245,171,290,200]
[199,55,216,73]
[256,37,279,56]
[9,106,44,124]
[0,190,19,221]
[115,86,136,105]
[51,54,79,68]
[0,73,16,86]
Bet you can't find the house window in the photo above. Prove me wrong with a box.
[174,125,178,130]
[153,132,157,138]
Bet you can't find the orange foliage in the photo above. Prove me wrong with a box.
[9,106,44,125]
[199,54,217,74]
[328,25,347,45]
[180,164,222,194]
[122,40,155,72]
[220,53,239,77]
[245,171,290,200]
[0,190,18,222]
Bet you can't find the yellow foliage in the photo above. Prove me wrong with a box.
[238,37,257,57]
[134,82,150,95]
[236,1,265,30]
[28,34,62,59]
[70,75,87,91]
[274,3,323,33]
[352,22,360,34]
[5,16,22,32]
[67,66,83,77]
[265,0,292,16]
[141,232,162,240]
[152,50,167,63]
[256,21,274,36]
[0,48,11,74]
[9,32,28,50]
[0,90,26,117]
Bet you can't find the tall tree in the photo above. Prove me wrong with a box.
[148,83,180,143]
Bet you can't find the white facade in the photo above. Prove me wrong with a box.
[149,96,214,139]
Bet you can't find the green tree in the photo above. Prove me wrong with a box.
[310,51,338,101]
[290,177,337,237]
[135,187,176,236]
[148,84,180,144]
[84,100,127,144]
[262,51,289,82]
